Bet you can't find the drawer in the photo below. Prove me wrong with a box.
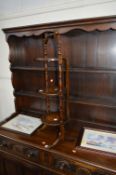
[93,171,115,175]
[0,136,39,163]
[51,155,115,175]
[52,156,93,175]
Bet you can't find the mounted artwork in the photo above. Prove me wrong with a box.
[80,128,116,154]
[2,114,42,135]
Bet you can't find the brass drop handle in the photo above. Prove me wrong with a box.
[26,150,38,158]
[0,141,8,148]
[76,168,92,175]
[55,160,71,171]
[27,151,34,158]
[59,162,66,170]
[0,143,3,147]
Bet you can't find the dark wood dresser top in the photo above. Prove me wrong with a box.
[1,16,116,175]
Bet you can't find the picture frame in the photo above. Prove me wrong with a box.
[80,128,116,154]
[1,114,42,135]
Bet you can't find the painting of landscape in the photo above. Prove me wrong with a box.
[2,114,42,134]
[81,128,116,154]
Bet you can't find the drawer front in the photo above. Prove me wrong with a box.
[51,155,115,175]
[52,156,93,175]
[0,136,115,175]
[0,136,39,162]
[93,171,115,175]
[53,158,76,174]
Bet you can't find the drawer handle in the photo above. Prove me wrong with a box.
[27,152,34,158]
[0,142,8,148]
[55,160,72,171]
[26,150,38,158]
[77,168,92,175]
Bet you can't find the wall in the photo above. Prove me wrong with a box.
[0,0,116,121]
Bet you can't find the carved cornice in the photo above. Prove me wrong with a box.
[3,16,116,39]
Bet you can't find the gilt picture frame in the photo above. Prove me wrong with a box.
[80,128,116,154]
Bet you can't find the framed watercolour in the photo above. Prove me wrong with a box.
[80,128,116,154]
[1,114,42,135]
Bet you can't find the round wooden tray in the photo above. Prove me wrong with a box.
[42,112,66,126]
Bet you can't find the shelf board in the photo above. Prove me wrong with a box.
[14,91,44,98]
[14,91,116,109]
[10,66,59,71]
[70,67,116,74]
[11,66,116,73]
[11,66,44,71]
[14,90,61,99]
[39,89,59,96]
[70,96,116,109]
